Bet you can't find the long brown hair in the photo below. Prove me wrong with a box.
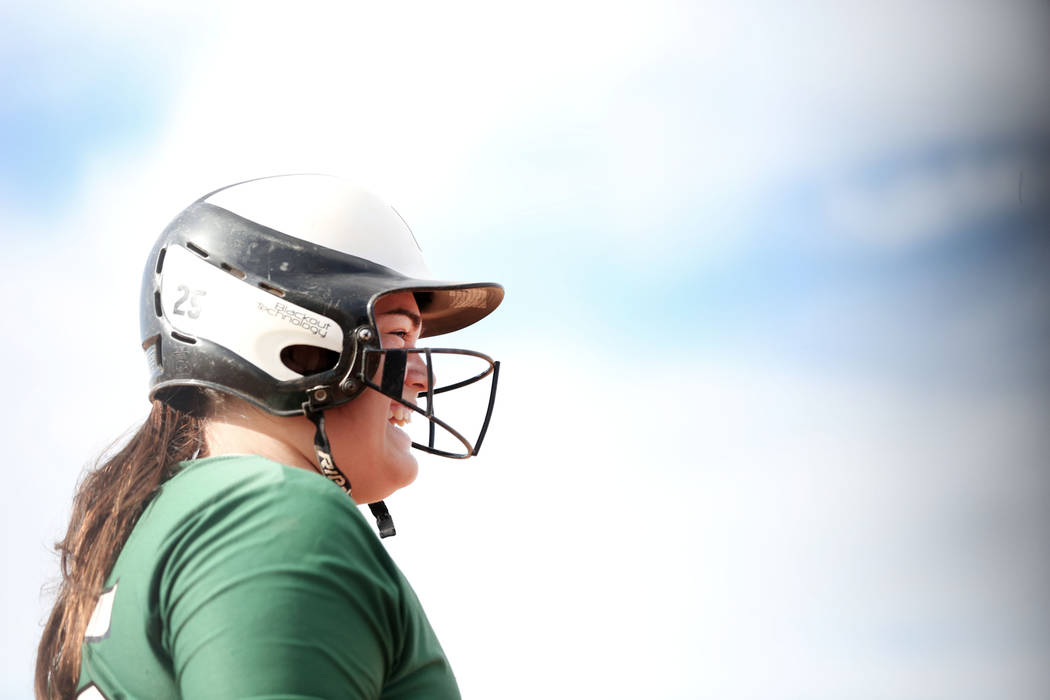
[36,396,209,699]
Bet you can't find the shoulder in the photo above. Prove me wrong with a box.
[109,457,414,697]
[145,455,386,564]
[162,454,353,509]
[153,455,365,531]
[107,454,398,602]
[147,456,406,644]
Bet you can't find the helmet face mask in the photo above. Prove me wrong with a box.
[141,175,503,456]
[362,346,501,459]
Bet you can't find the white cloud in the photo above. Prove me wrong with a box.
[27,0,1048,262]
[0,1,213,108]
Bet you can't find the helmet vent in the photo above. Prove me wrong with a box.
[220,262,247,279]
[280,345,340,375]
[153,291,163,317]
[258,281,286,298]
[155,247,166,274]
[170,331,197,344]
[186,241,210,258]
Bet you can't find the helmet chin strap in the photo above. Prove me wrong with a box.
[303,405,396,538]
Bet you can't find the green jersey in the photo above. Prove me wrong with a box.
[76,456,460,699]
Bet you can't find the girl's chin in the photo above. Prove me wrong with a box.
[357,454,418,504]
[385,424,419,480]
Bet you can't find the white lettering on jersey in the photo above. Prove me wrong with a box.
[84,582,118,641]
[77,683,106,699]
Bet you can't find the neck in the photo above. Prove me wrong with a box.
[203,409,318,474]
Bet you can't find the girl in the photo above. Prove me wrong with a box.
[37,174,502,699]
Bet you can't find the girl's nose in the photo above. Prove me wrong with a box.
[404,350,430,396]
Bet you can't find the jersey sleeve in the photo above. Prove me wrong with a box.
[157,467,402,699]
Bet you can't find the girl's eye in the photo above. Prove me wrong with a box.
[388,330,409,340]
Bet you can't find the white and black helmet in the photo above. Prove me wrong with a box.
[140,174,503,535]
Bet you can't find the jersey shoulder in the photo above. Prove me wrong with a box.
[133,454,399,591]
[79,456,408,699]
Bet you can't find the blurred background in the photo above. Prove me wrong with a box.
[2,1,1048,697]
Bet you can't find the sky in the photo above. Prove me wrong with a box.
[2,1,1049,698]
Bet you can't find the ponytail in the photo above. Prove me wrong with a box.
[36,398,207,699]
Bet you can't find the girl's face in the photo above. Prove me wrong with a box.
[323,291,428,504]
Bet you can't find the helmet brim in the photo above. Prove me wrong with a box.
[380,281,504,338]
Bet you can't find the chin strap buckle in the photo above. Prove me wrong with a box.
[369,501,396,538]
